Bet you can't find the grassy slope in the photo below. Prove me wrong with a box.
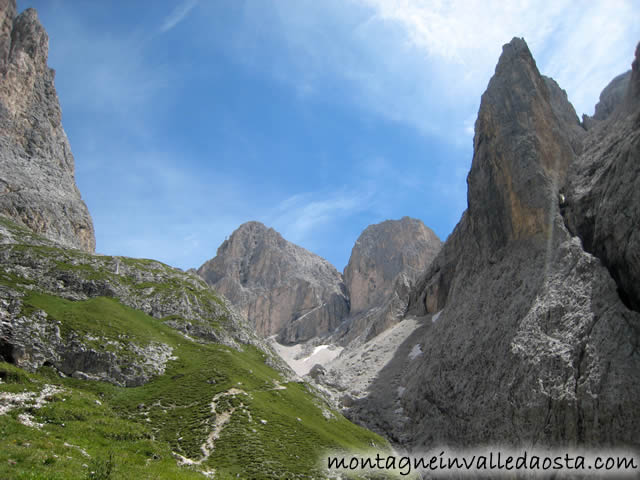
[0,221,388,479]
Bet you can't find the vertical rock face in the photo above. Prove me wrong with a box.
[0,1,95,252]
[197,222,349,344]
[357,38,640,449]
[467,38,576,253]
[339,217,440,343]
[410,38,582,317]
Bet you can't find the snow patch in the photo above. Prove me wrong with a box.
[308,344,330,358]
[432,310,443,323]
[269,340,343,376]
[409,344,423,360]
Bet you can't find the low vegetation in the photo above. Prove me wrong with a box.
[0,216,389,478]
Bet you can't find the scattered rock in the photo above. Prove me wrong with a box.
[0,384,63,427]
[308,364,326,380]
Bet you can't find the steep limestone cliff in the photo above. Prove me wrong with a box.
[0,0,95,252]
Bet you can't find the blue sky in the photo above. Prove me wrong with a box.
[16,0,640,271]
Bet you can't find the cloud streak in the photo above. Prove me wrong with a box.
[160,0,198,33]
[267,189,374,246]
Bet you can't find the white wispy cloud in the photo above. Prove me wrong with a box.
[160,0,199,33]
[267,190,374,245]
[40,8,170,145]
[230,0,639,137]
[350,0,639,117]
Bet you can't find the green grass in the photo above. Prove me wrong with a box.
[22,293,171,345]
[0,364,204,479]
[0,293,389,479]
[1,236,230,332]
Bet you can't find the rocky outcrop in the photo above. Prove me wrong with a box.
[353,38,640,449]
[468,38,577,253]
[410,38,581,317]
[198,221,349,344]
[0,1,95,252]
[0,283,174,387]
[0,215,287,386]
[543,76,586,152]
[338,217,440,344]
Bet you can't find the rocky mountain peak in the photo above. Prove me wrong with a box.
[586,71,631,124]
[0,0,95,252]
[198,221,349,343]
[494,36,530,69]
[9,8,48,66]
[344,217,440,315]
[0,0,16,67]
[468,37,575,254]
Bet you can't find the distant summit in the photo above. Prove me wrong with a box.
[345,217,440,315]
[198,217,442,347]
[197,221,349,344]
[339,216,441,344]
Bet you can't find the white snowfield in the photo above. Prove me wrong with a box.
[269,339,343,376]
